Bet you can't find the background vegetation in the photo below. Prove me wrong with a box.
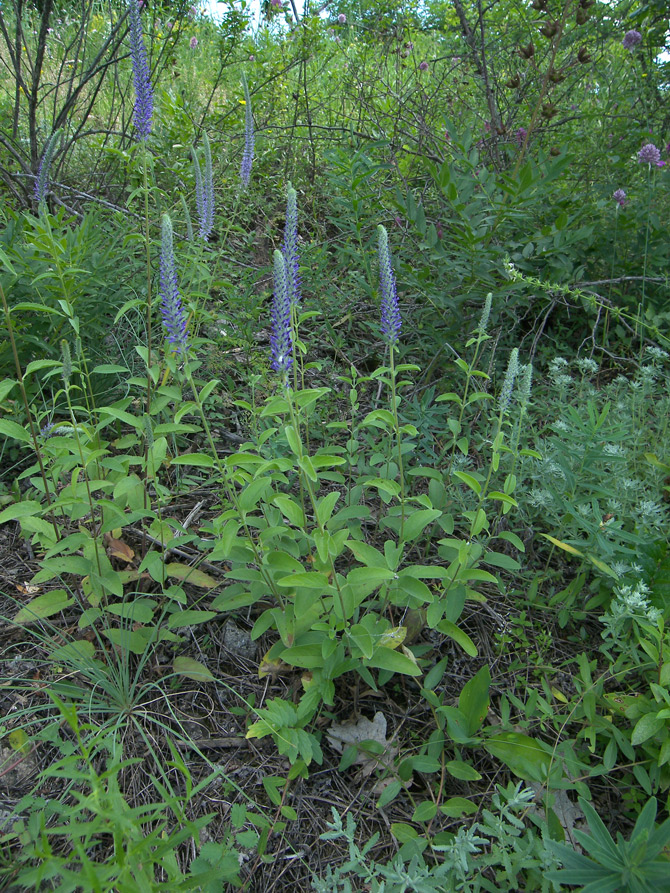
[1,0,670,889]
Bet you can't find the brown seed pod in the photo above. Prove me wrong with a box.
[548,68,566,83]
[541,102,558,118]
[540,21,559,38]
[519,42,535,59]
[506,74,521,88]
[550,146,560,156]
[577,46,591,63]
[576,7,589,24]
[531,0,548,9]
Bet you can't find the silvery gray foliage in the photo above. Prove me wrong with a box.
[313,784,559,893]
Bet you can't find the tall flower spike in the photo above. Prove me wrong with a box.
[34,129,61,204]
[159,214,189,356]
[378,225,401,345]
[477,292,492,335]
[518,362,533,407]
[128,0,153,141]
[270,249,293,377]
[240,73,255,189]
[282,183,301,306]
[191,131,214,241]
[499,348,519,412]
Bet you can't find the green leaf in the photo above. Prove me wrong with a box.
[453,471,481,495]
[391,823,418,843]
[446,760,482,781]
[167,610,218,629]
[173,657,215,682]
[366,647,422,677]
[412,800,437,822]
[276,571,331,589]
[436,619,477,656]
[484,732,552,782]
[285,425,302,457]
[347,540,387,568]
[165,563,219,589]
[14,589,74,623]
[49,640,96,665]
[273,494,306,527]
[402,509,442,542]
[104,599,157,624]
[280,644,324,669]
[376,780,402,808]
[0,500,43,524]
[0,419,31,444]
[459,664,490,736]
[170,453,215,468]
[631,713,665,746]
[346,566,395,598]
[316,491,340,527]
[440,797,478,818]
[348,623,375,659]
[298,455,318,482]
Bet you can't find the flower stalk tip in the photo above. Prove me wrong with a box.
[128,0,153,141]
[270,249,293,377]
[159,214,189,356]
[240,74,255,189]
[378,225,401,346]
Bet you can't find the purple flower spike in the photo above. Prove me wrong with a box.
[622,30,642,51]
[514,127,527,147]
[282,184,301,306]
[128,0,153,141]
[160,214,189,357]
[270,250,293,377]
[638,143,661,166]
[613,189,627,207]
[192,131,214,242]
[240,74,254,189]
[34,129,61,203]
[378,225,401,346]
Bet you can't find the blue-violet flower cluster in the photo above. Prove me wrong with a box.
[637,143,661,166]
[622,29,642,51]
[128,0,153,141]
[159,214,189,356]
[377,225,401,345]
[270,250,293,377]
[282,183,301,306]
[240,74,254,189]
[192,131,214,241]
[613,188,627,207]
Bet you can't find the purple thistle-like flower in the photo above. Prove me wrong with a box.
[378,225,401,345]
[128,0,153,141]
[240,74,255,189]
[34,129,61,203]
[160,214,189,356]
[622,30,642,51]
[613,188,627,207]
[638,143,661,166]
[282,184,301,306]
[192,131,214,241]
[270,250,293,377]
